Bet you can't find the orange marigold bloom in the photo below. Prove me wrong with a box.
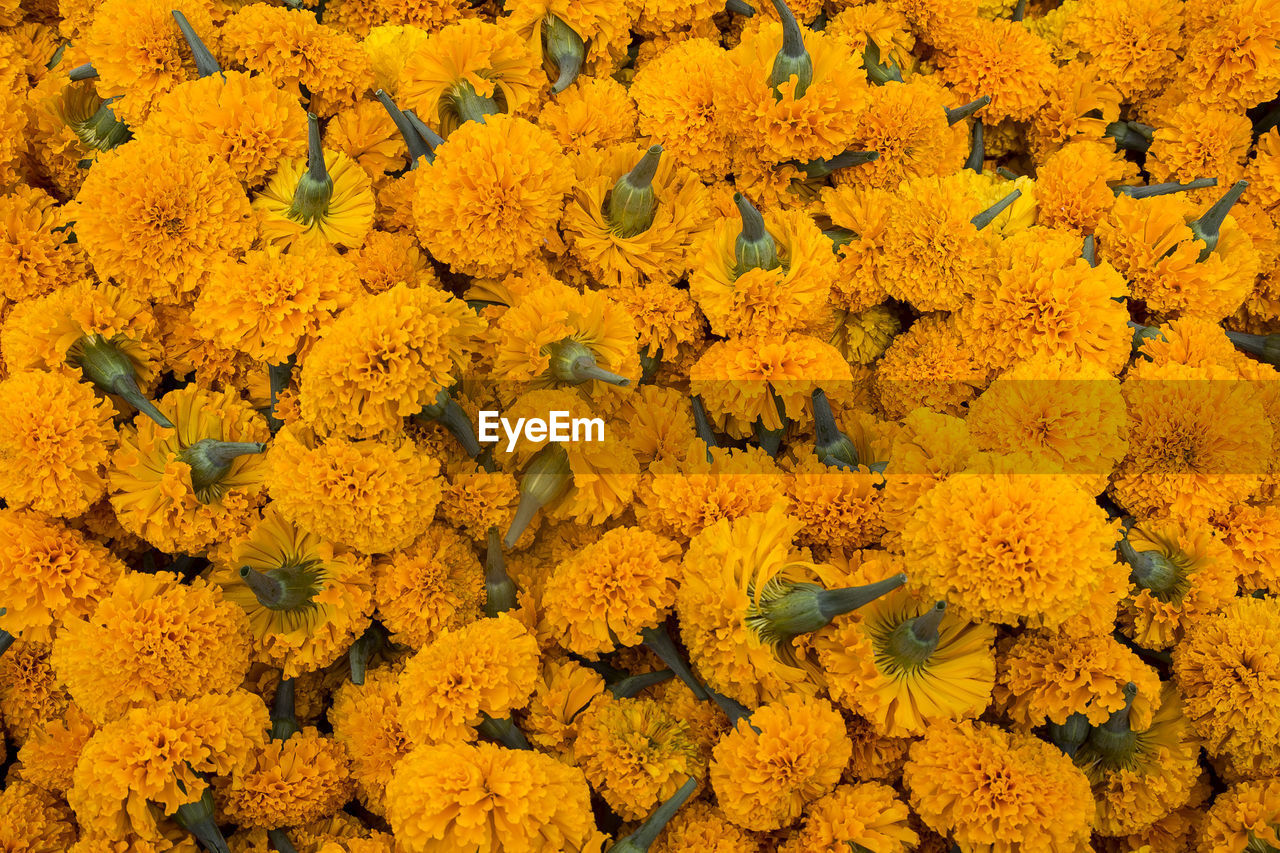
[399,19,543,136]
[0,370,115,519]
[385,740,596,853]
[1145,103,1250,198]
[336,0,466,39]
[630,38,733,180]
[784,455,886,552]
[73,136,256,302]
[606,280,707,371]
[1174,596,1280,780]
[396,613,540,746]
[536,76,637,156]
[1034,140,1138,234]
[0,509,126,643]
[1197,777,1280,853]
[346,229,440,294]
[904,720,1094,852]
[903,472,1120,628]
[52,571,251,724]
[1062,0,1183,101]
[711,693,851,831]
[15,704,96,796]
[836,78,967,191]
[220,728,355,828]
[298,283,483,438]
[222,5,374,116]
[519,656,605,758]
[1247,127,1280,216]
[573,694,704,820]
[68,690,268,841]
[413,114,574,278]
[0,640,69,745]
[0,780,77,852]
[0,185,87,302]
[326,99,406,182]
[1213,502,1280,593]
[197,247,361,364]
[138,70,310,188]
[1027,63,1123,163]
[265,427,443,555]
[652,800,762,853]
[819,184,893,313]
[372,524,484,649]
[875,315,989,420]
[329,665,412,817]
[543,526,681,655]
[934,18,1053,122]
[1179,0,1280,112]
[779,782,918,853]
[253,145,377,253]
[107,384,269,556]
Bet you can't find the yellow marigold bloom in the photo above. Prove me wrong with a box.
[536,76,637,156]
[52,571,251,724]
[819,185,893,313]
[362,24,432,93]
[1035,140,1138,234]
[632,0,722,35]
[329,665,411,817]
[933,18,1053,122]
[779,782,918,853]
[843,712,913,783]
[254,145,376,252]
[220,728,355,828]
[108,384,269,556]
[335,0,466,39]
[437,460,519,541]
[631,38,733,180]
[905,720,1094,852]
[0,185,88,302]
[573,694,704,821]
[15,704,96,796]
[0,780,77,852]
[396,613,540,746]
[543,527,681,655]
[81,0,221,125]
[965,356,1128,494]
[138,70,310,188]
[1180,0,1280,112]
[875,315,989,420]
[653,800,762,853]
[1062,0,1183,101]
[784,456,886,552]
[327,99,406,182]
[689,202,834,340]
[197,247,361,364]
[298,283,482,439]
[1027,63,1123,163]
[1247,128,1280,216]
[1146,103,1250,198]
[904,472,1119,628]
[1110,362,1273,521]
[0,370,115,519]
[691,335,852,439]
[995,629,1159,729]
[489,282,641,390]
[265,427,443,554]
[637,441,785,543]
[1174,596,1280,780]
[711,693,851,831]
[372,524,483,648]
[346,229,440,295]
[1097,191,1259,322]
[222,5,374,116]
[520,656,605,758]
[413,114,574,278]
[68,690,268,841]
[720,20,868,166]
[0,640,69,745]
[0,509,125,643]
[1117,518,1238,650]
[1197,777,1280,853]
[398,19,542,136]
[386,740,596,853]
[1213,503,1280,593]
[837,79,967,191]
[817,554,995,737]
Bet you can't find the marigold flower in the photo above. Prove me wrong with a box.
[138,70,310,188]
[1035,140,1138,234]
[1197,777,1280,853]
[0,780,77,852]
[1179,0,1280,112]
[1145,103,1250,198]
[346,229,440,294]
[299,283,482,439]
[327,99,407,181]
[903,472,1119,628]
[711,693,851,831]
[779,781,918,853]
[329,665,411,816]
[536,75,638,155]
[396,613,540,746]
[1027,63,1123,163]
[1213,502,1280,593]
[875,315,989,420]
[519,656,605,757]
[606,280,708,373]
[222,5,374,116]
[0,369,116,519]
[0,640,70,745]
[73,136,256,302]
[841,79,968,190]
[573,694,704,820]
[337,0,467,39]
[652,800,762,853]
[265,427,443,554]
[0,185,88,303]
[0,509,126,643]
[630,38,733,180]
[15,704,96,796]
[1174,596,1280,780]
[220,728,355,828]
[933,18,1053,122]
[68,690,268,841]
[372,524,484,648]
[108,384,270,555]
[1062,0,1183,101]
[785,452,887,556]
[904,720,1095,852]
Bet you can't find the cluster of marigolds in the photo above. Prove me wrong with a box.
[2,0,1280,848]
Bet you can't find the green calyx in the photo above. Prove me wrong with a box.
[171,10,221,78]
[1116,177,1218,199]
[882,601,947,670]
[1188,179,1248,261]
[270,675,300,741]
[477,713,532,749]
[348,622,388,686]
[607,668,675,699]
[970,188,1021,230]
[1105,120,1154,153]
[767,0,812,98]
[725,0,755,15]
[176,439,265,499]
[964,120,984,174]
[608,776,698,853]
[1227,330,1280,368]
[1128,320,1165,357]
[415,387,481,458]
[171,786,231,853]
[608,145,663,237]
[944,96,989,125]
[266,829,299,853]
[1245,832,1280,853]
[1077,682,1140,771]
[1116,535,1188,602]
[862,38,902,85]
[403,109,444,163]
[70,333,173,428]
[823,226,857,251]
[1082,234,1098,267]
[547,338,630,386]
[1047,711,1091,758]
[812,387,859,471]
[449,78,500,125]
[68,93,132,152]
[746,573,907,645]
[286,114,333,225]
[504,444,572,548]
[483,526,519,616]
[733,193,780,275]
[787,149,878,181]
[544,14,585,94]
[374,88,432,167]
[0,612,13,659]
[67,62,98,81]
[238,559,325,614]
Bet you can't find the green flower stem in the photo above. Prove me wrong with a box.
[504,445,572,548]
[767,0,812,97]
[74,334,173,428]
[171,10,221,77]
[415,388,482,458]
[944,96,990,125]
[374,88,431,166]
[608,777,698,852]
[270,675,300,741]
[641,623,710,701]
[607,668,675,699]
[484,526,519,616]
[1116,177,1217,199]
[1189,179,1248,260]
[970,188,1021,230]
